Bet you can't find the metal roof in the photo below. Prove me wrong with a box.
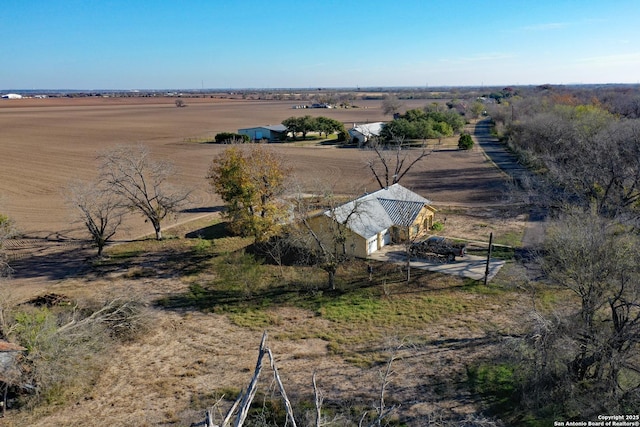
[238,124,287,132]
[378,199,426,227]
[325,184,431,239]
[348,122,384,137]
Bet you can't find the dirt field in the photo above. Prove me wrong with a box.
[0,97,506,240]
[0,97,523,426]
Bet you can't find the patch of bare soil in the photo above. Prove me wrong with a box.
[434,207,528,244]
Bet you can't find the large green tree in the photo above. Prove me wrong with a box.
[282,115,316,140]
[315,116,346,138]
[282,116,347,141]
[207,145,291,241]
[379,108,463,142]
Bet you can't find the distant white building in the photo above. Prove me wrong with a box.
[348,122,384,147]
[1,93,22,99]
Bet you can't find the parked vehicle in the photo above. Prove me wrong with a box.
[410,236,467,262]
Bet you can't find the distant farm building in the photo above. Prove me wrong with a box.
[292,103,334,109]
[348,122,384,147]
[306,184,436,258]
[1,93,23,99]
[238,124,288,142]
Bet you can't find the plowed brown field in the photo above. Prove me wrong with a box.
[0,96,506,241]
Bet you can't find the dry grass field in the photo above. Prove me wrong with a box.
[0,96,526,426]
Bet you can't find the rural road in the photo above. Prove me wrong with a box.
[471,119,529,185]
[472,118,546,249]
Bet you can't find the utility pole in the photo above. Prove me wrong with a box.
[484,232,493,286]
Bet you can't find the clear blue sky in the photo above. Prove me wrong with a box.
[2,0,639,90]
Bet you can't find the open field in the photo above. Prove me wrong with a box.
[0,97,525,426]
[0,97,506,241]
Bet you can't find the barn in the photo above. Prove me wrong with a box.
[238,124,288,142]
[306,184,436,258]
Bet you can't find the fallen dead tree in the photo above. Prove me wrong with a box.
[191,332,296,427]
[192,331,398,427]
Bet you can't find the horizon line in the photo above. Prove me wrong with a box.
[3,82,639,93]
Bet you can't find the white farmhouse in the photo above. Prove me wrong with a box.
[348,122,384,147]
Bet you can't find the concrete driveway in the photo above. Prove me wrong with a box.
[368,244,506,282]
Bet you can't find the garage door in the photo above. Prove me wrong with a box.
[367,238,377,255]
[382,229,391,246]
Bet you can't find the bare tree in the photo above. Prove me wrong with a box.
[98,144,190,240]
[196,332,298,427]
[509,210,640,417]
[509,107,640,223]
[366,135,431,189]
[364,340,404,427]
[65,179,126,256]
[293,187,366,290]
[381,94,402,116]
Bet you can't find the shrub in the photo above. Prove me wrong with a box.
[431,221,445,231]
[214,132,250,144]
[6,297,152,410]
[458,133,474,150]
[10,305,111,409]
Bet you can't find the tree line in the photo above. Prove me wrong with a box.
[281,115,347,141]
[486,85,640,420]
[380,105,465,142]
